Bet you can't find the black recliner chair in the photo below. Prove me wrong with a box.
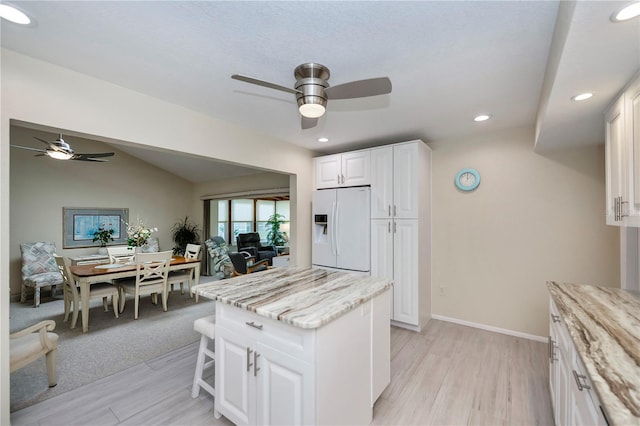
[236,232,277,266]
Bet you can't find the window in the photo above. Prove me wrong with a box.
[256,200,275,241]
[231,199,254,241]
[216,200,228,239]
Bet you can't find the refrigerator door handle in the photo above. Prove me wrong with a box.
[331,201,337,255]
[334,201,341,255]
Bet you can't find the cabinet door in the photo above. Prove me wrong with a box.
[216,326,255,426]
[314,155,341,189]
[605,96,626,226]
[255,342,313,426]
[625,75,640,225]
[556,345,572,426]
[371,220,394,319]
[393,143,419,219]
[370,147,393,219]
[549,330,559,421]
[392,219,419,325]
[342,150,371,187]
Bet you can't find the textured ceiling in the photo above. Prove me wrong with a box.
[2,1,639,182]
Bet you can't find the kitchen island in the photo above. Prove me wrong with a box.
[547,281,640,426]
[192,266,393,426]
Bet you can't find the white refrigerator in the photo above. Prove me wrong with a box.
[312,187,371,272]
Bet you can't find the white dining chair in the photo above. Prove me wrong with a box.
[192,315,215,399]
[168,243,201,297]
[54,255,119,329]
[118,251,172,319]
[106,246,136,264]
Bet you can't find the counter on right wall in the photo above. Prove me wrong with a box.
[429,126,620,338]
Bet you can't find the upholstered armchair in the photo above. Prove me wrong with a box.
[20,242,64,307]
[10,320,58,387]
[204,237,234,279]
[228,252,269,276]
[236,233,277,265]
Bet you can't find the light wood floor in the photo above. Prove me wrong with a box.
[11,319,553,426]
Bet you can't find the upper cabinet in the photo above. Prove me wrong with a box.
[605,72,640,227]
[370,143,419,219]
[314,150,370,189]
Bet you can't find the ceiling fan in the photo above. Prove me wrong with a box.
[231,63,392,129]
[10,134,115,162]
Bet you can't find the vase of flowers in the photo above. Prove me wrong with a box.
[92,225,115,254]
[125,219,158,250]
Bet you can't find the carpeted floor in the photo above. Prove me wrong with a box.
[9,276,218,412]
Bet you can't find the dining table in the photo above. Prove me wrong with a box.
[68,255,201,332]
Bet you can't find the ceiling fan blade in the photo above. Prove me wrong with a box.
[73,153,113,161]
[325,77,392,100]
[232,74,301,95]
[33,136,53,147]
[10,144,47,154]
[74,152,114,158]
[301,117,318,130]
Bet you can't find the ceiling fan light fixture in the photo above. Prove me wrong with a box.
[299,103,326,119]
[0,4,31,25]
[473,114,492,122]
[611,1,640,21]
[572,93,593,101]
[46,150,73,160]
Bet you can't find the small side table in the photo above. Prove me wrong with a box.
[272,255,290,268]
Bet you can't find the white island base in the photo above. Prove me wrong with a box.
[214,289,391,425]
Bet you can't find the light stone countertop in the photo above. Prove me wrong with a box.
[192,266,393,329]
[547,281,640,426]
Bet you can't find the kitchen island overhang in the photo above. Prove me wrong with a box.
[192,266,393,425]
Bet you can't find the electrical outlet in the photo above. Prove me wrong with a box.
[439,286,447,296]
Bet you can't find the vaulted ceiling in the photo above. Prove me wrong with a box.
[2,1,639,181]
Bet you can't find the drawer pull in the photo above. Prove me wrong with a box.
[254,351,261,377]
[246,321,264,330]
[548,336,558,362]
[572,370,591,391]
[550,314,561,323]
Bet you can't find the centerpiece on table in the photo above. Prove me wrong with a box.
[125,219,158,252]
[92,225,115,255]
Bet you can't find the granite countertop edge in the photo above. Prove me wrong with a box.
[546,281,640,426]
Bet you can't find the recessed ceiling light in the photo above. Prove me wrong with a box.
[572,93,594,101]
[611,1,640,22]
[473,114,492,122]
[0,4,31,25]
[318,137,329,143]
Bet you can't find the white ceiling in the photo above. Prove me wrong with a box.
[2,1,639,181]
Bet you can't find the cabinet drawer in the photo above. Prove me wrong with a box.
[216,302,315,363]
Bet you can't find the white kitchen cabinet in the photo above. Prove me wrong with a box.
[370,144,419,219]
[548,298,608,426]
[370,140,431,330]
[313,150,370,189]
[214,290,390,425]
[605,72,640,227]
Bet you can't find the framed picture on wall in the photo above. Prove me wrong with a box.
[63,207,129,248]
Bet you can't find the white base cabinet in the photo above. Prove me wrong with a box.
[215,289,391,425]
[548,298,608,426]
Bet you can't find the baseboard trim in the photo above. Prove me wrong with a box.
[431,314,547,343]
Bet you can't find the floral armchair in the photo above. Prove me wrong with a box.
[204,237,234,279]
[20,241,63,307]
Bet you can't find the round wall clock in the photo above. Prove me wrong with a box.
[455,168,481,191]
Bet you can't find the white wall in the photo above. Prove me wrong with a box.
[0,49,314,422]
[430,127,619,337]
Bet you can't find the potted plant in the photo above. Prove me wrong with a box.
[92,226,114,254]
[171,216,200,255]
[266,213,288,247]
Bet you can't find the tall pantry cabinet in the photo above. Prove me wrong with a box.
[370,140,431,331]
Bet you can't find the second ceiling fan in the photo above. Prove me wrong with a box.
[231,63,392,129]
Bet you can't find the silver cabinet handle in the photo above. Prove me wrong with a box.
[246,321,263,330]
[572,370,591,391]
[548,336,558,362]
[393,222,397,233]
[337,174,341,185]
[393,205,397,217]
[621,198,628,219]
[254,351,261,377]
[341,174,345,184]
[388,221,391,233]
[246,347,254,372]
[550,314,560,323]
[388,205,391,217]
